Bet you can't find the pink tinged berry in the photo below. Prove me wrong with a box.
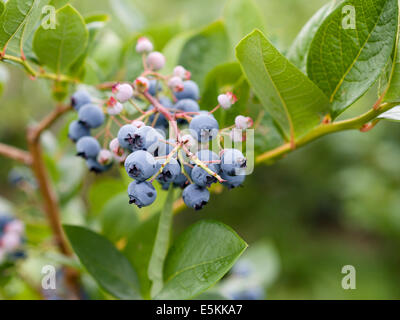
[173,65,191,80]
[168,76,184,92]
[106,97,123,115]
[147,52,166,71]
[132,120,146,129]
[4,220,24,235]
[109,138,124,156]
[1,232,20,251]
[134,76,150,92]
[235,115,253,129]
[97,149,113,165]
[218,92,238,110]
[136,37,153,53]
[114,83,134,103]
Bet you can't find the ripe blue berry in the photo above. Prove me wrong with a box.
[174,99,200,113]
[117,124,137,150]
[156,158,180,184]
[149,79,162,96]
[86,158,111,174]
[220,171,245,189]
[189,114,219,142]
[71,90,91,111]
[76,136,101,159]
[182,184,210,210]
[68,120,91,142]
[191,163,219,188]
[128,180,157,208]
[173,164,192,189]
[221,149,247,176]
[174,80,199,100]
[131,126,162,154]
[124,150,157,181]
[78,104,105,129]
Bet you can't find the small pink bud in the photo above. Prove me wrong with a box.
[147,52,166,71]
[114,83,133,103]
[131,120,146,128]
[235,115,253,129]
[1,232,20,251]
[136,37,153,53]
[5,220,24,235]
[109,138,122,156]
[218,92,237,110]
[168,76,184,92]
[97,149,113,165]
[173,65,191,80]
[106,97,123,115]
[134,76,150,92]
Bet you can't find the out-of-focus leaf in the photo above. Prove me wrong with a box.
[123,213,160,299]
[378,106,400,122]
[0,65,9,96]
[155,220,247,300]
[307,0,398,117]
[178,21,230,90]
[101,193,139,243]
[287,0,340,73]
[110,0,145,33]
[236,30,329,141]
[223,0,265,48]
[33,5,88,73]
[64,225,140,299]
[88,178,126,215]
[148,187,175,298]
[162,31,194,74]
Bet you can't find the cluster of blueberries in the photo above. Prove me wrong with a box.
[68,37,252,210]
[0,214,25,265]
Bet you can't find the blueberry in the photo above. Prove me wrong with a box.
[174,99,200,113]
[149,79,162,96]
[68,120,91,142]
[174,80,199,100]
[117,124,137,150]
[189,114,219,142]
[71,89,91,111]
[86,158,111,174]
[182,184,210,210]
[221,149,247,176]
[220,171,245,189]
[124,150,157,181]
[191,163,219,188]
[232,260,253,277]
[131,126,163,154]
[156,158,180,184]
[0,216,13,231]
[128,180,157,208]
[230,287,264,300]
[76,136,101,159]
[78,104,105,129]
[173,164,192,189]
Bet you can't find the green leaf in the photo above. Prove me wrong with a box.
[223,0,265,48]
[88,177,126,215]
[287,0,340,73]
[101,193,140,243]
[162,30,194,74]
[148,187,175,298]
[178,21,230,90]
[64,225,140,299]
[236,30,330,141]
[155,220,247,300]
[0,1,4,16]
[123,213,160,299]
[307,0,398,117]
[33,4,88,73]
[201,62,249,126]
[0,0,37,53]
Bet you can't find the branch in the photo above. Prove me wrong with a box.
[256,102,396,164]
[0,143,31,165]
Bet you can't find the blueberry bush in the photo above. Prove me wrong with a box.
[0,0,400,299]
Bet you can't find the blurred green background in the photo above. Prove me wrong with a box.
[1,0,400,299]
